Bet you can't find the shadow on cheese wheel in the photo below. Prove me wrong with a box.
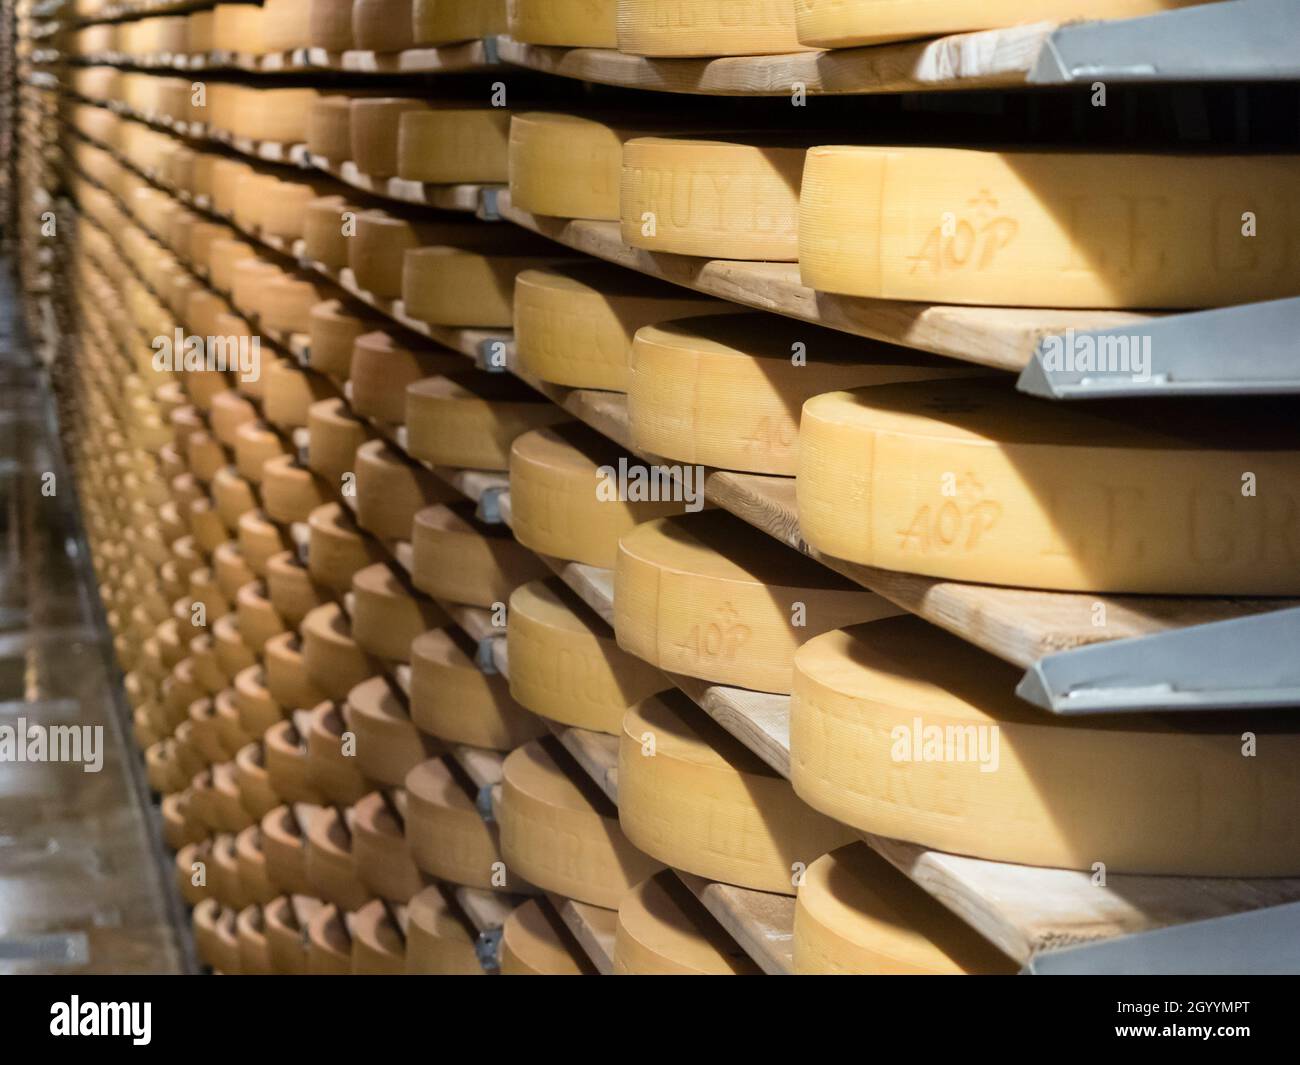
[349,330,461,425]
[236,905,275,974]
[306,902,353,974]
[352,0,414,55]
[791,616,1300,875]
[507,578,669,735]
[410,502,550,607]
[310,301,384,382]
[235,825,279,904]
[409,625,546,749]
[506,0,617,47]
[513,263,721,391]
[508,424,695,568]
[308,95,355,163]
[235,512,285,579]
[212,905,242,973]
[309,0,354,51]
[214,683,255,751]
[262,805,315,896]
[351,561,448,660]
[189,696,229,764]
[213,542,256,601]
[614,510,899,694]
[307,397,373,484]
[618,691,856,892]
[405,757,514,889]
[191,633,230,694]
[263,0,313,52]
[234,423,287,485]
[617,0,810,56]
[405,885,485,974]
[235,581,285,654]
[265,894,318,974]
[629,313,988,476]
[351,897,409,974]
[234,742,281,819]
[345,675,440,787]
[614,870,760,975]
[501,898,596,975]
[211,830,252,907]
[353,440,458,543]
[349,209,487,299]
[301,602,380,700]
[266,549,329,628]
[261,453,327,525]
[350,97,428,179]
[191,896,222,968]
[265,719,327,803]
[414,0,505,44]
[796,379,1300,594]
[264,630,328,710]
[499,738,663,908]
[211,469,257,530]
[404,372,571,471]
[307,502,383,593]
[396,107,511,185]
[401,244,575,328]
[302,195,356,270]
[304,804,373,910]
[305,700,370,804]
[794,843,1017,974]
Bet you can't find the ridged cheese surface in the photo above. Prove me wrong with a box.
[618,0,810,55]
[402,247,572,328]
[506,0,618,47]
[508,112,634,221]
[397,108,511,184]
[614,871,760,975]
[405,757,509,888]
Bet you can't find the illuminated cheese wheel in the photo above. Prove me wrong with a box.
[408,626,546,749]
[629,313,981,475]
[306,904,352,974]
[622,136,808,260]
[350,98,429,179]
[618,0,808,55]
[615,511,898,694]
[262,176,337,241]
[307,502,383,593]
[498,739,662,908]
[262,359,332,431]
[213,614,257,678]
[235,583,286,654]
[620,692,855,892]
[236,511,286,576]
[309,0,355,51]
[410,502,550,607]
[262,0,313,51]
[346,675,438,786]
[307,96,354,162]
[792,617,1300,876]
[264,895,313,973]
[513,264,721,391]
[353,439,456,543]
[614,871,760,975]
[506,0,617,47]
[264,631,328,711]
[507,579,668,734]
[798,144,1300,309]
[349,330,461,424]
[208,392,257,449]
[234,423,287,485]
[396,108,511,185]
[797,379,1300,594]
[501,899,593,975]
[352,791,428,902]
[793,843,1014,975]
[404,758,508,889]
[302,196,354,270]
[350,561,447,661]
[264,720,325,803]
[307,398,372,487]
[235,826,279,903]
[304,806,372,910]
[261,454,328,525]
[349,210,485,300]
[309,300,381,380]
[402,246,573,328]
[234,906,273,975]
[508,111,635,220]
[351,899,408,974]
[405,886,483,975]
[213,2,265,54]
[305,700,370,804]
[352,0,415,52]
[301,603,378,700]
[405,372,570,471]
[413,0,505,43]
[261,806,314,895]
[265,550,328,627]
[244,88,318,144]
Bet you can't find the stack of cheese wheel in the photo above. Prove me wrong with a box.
[414,0,506,45]
[506,0,617,47]
[498,738,663,907]
[617,0,811,55]
[798,145,1300,308]
[619,692,856,892]
[513,263,722,391]
[410,502,550,607]
[794,843,1016,975]
[615,871,760,975]
[797,379,1300,595]
[615,510,899,693]
[628,313,985,475]
[397,106,512,185]
[507,578,669,734]
[791,617,1300,876]
[500,898,595,975]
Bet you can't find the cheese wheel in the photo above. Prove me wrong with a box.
[413,0,505,43]
[307,397,372,484]
[508,112,634,221]
[405,885,483,974]
[309,0,355,51]
[508,424,690,567]
[307,96,353,163]
[306,903,353,974]
[353,0,415,52]
[629,313,982,475]
[499,739,662,908]
[214,614,258,679]
[306,700,371,804]
[411,502,551,607]
[620,692,855,893]
[792,617,1300,876]
[301,603,379,700]
[264,895,313,974]
[262,806,314,895]
[794,0,1216,47]
[235,827,279,904]
[235,582,287,653]
[405,373,571,471]
[346,675,439,786]
[302,196,354,270]
[350,561,447,660]
[213,2,266,54]
[236,511,286,576]
[309,301,379,381]
[797,379,1300,595]
[617,0,809,56]
[234,662,285,738]
[798,145,1300,309]
[265,550,328,627]
[513,264,721,391]
[408,626,547,749]
[304,806,372,910]
[615,511,898,694]
[507,578,669,734]
[402,247,572,328]
[261,454,328,525]
[307,502,383,593]
[264,720,326,803]
[396,108,511,185]
[352,791,428,902]
[350,99,430,179]
[264,631,329,711]
[349,331,461,426]
[234,422,288,484]
[239,906,279,974]
[404,757,509,889]
[501,898,593,975]
[354,440,456,543]
[621,136,808,260]
[263,359,332,431]
[212,540,255,599]
[264,177,338,241]
[506,0,617,47]
[351,899,408,974]
[209,392,258,449]
[262,0,314,50]
[244,88,318,145]
[794,843,1014,975]
[349,211,484,300]
[614,870,759,975]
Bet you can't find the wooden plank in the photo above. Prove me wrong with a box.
[549,894,617,975]
[546,721,619,806]
[454,886,517,932]
[309,155,495,214]
[673,871,793,975]
[669,674,791,779]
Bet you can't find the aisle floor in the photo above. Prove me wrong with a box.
[0,263,189,973]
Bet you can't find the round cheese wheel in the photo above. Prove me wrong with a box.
[501,898,593,975]
[615,511,898,694]
[262,277,331,337]
[614,870,760,975]
[353,439,457,543]
[411,502,551,607]
[402,246,572,328]
[506,0,617,47]
[264,895,314,974]
[214,614,258,679]
[304,805,372,910]
[351,898,408,974]
[235,582,287,653]
[209,392,258,449]
[264,719,326,803]
[404,757,509,889]
[260,455,328,525]
[346,675,439,786]
[352,791,428,902]
[508,111,639,221]
[305,700,371,804]
[307,502,383,593]
[212,541,255,599]
[265,550,329,627]
[618,0,809,55]
[413,0,505,43]
[405,372,570,471]
[507,578,668,734]
[309,0,355,51]
[350,330,461,425]
[234,662,285,738]
[301,602,379,700]
[263,0,314,51]
[513,264,721,391]
[350,98,429,179]
[408,626,546,749]
[792,617,1300,876]
[235,827,279,904]
[499,739,662,908]
[262,805,315,895]
[302,196,355,270]
[234,422,288,484]
[309,302,381,382]
[191,897,223,967]
[396,108,511,185]
[236,511,286,576]
[307,397,372,485]
[797,379,1300,595]
[264,631,329,711]
[307,96,354,163]
[351,561,447,661]
[352,0,415,53]
[349,211,484,300]
[234,743,282,819]
[213,2,266,54]
[263,359,332,431]
[306,903,353,974]
[405,886,483,974]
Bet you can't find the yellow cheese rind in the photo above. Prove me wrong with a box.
[351,331,462,424]
[404,757,512,889]
[508,112,628,221]
[501,899,592,975]
[396,109,511,185]
[791,617,1300,876]
[619,692,855,893]
[405,886,484,974]
[413,0,506,43]
[614,511,898,694]
[402,248,570,328]
[351,899,407,974]
[499,740,662,908]
[345,674,437,787]
[618,0,811,56]
[353,438,456,543]
[352,791,427,903]
[350,560,447,661]
[352,0,415,54]
[614,871,760,975]
[410,502,551,607]
[796,379,1300,595]
[798,144,1300,309]
[506,0,617,47]
[794,843,1015,974]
